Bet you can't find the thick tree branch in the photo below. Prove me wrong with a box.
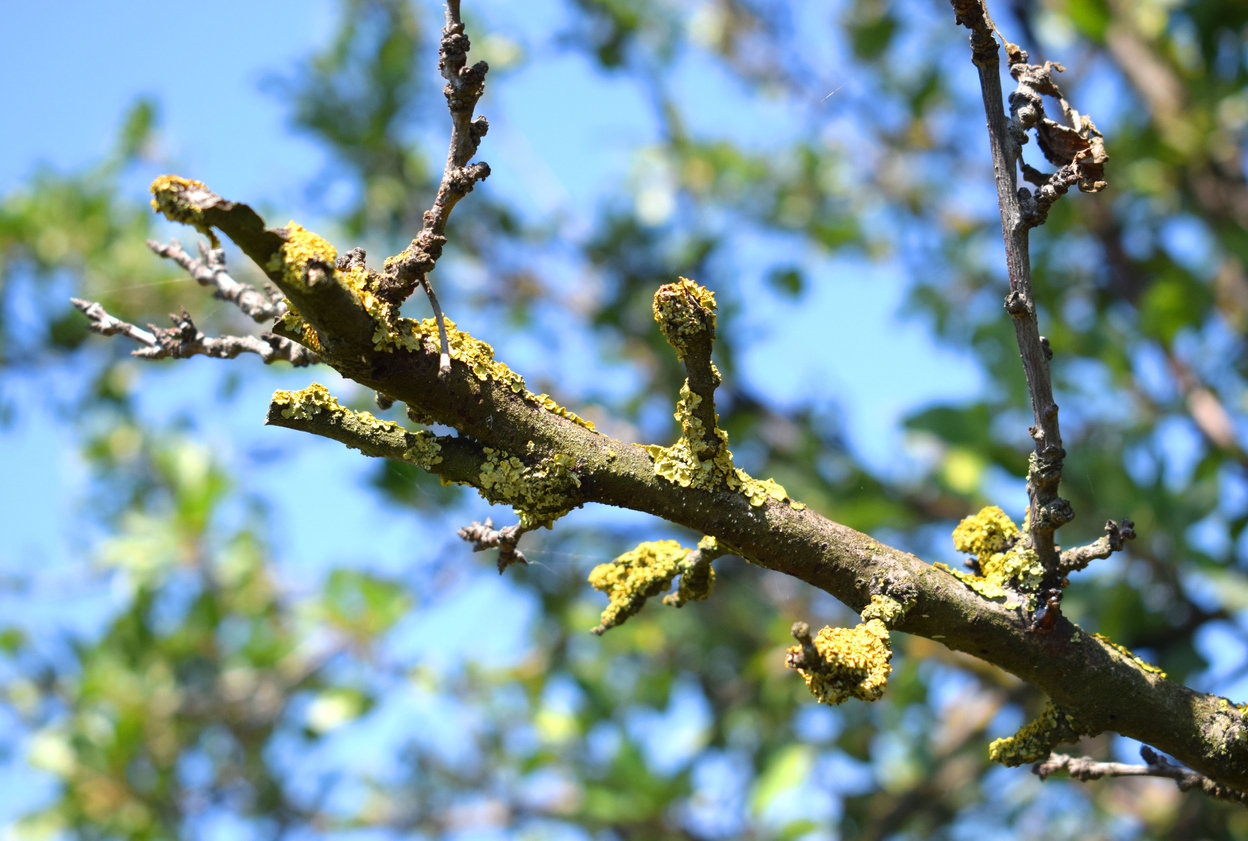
[123,177,1248,792]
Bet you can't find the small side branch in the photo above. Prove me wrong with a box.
[458,518,529,574]
[950,0,1074,575]
[1036,747,1248,806]
[375,0,492,377]
[72,299,318,366]
[1057,518,1136,575]
[148,238,285,322]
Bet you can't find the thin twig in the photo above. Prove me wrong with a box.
[72,299,319,366]
[1057,518,1135,575]
[1036,747,1248,806]
[147,238,286,322]
[457,518,529,574]
[950,0,1072,577]
[375,0,491,379]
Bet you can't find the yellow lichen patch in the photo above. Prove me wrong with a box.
[788,620,893,705]
[735,471,790,507]
[1092,633,1167,680]
[652,277,717,359]
[860,594,908,628]
[477,448,581,530]
[277,299,322,352]
[265,222,338,289]
[271,383,344,420]
[942,507,1046,607]
[953,506,1021,568]
[588,540,690,634]
[988,701,1090,766]
[401,432,443,472]
[529,393,597,432]
[150,175,218,245]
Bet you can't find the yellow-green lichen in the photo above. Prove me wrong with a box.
[652,277,717,360]
[265,222,338,289]
[401,432,444,472]
[642,381,803,509]
[860,594,909,628]
[477,447,581,530]
[1092,633,1167,680]
[271,383,344,420]
[588,540,690,634]
[150,175,218,245]
[788,620,893,705]
[953,506,1020,567]
[988,701,1091,766]
[662,535,719,608]
[528,393,597,432]
[940,507,1045,608]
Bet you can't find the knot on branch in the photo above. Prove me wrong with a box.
[458,518,529,574]
[1004,289,1031,318]
[785,617,893,705]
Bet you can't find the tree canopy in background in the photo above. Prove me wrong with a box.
[2,0,1248,838]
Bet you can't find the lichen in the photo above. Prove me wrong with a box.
[953,506,1020,567]
[860,594,908,628]
[528,393,597,432]
[477,447,581,530]
[652,277,717,360]
[401,432,443,471]
[1092,632,1167,680]
[265,222,338,289]
[271,383,344,420]
[941,507,1045,608]
[988,701,1091,766]
[642,381,804,509]
[150,175,218,245]
[788,620,893,705]
[588,540,690,634]
[662,535,719,608]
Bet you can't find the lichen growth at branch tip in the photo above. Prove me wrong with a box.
[150,175,218,246]
[652,276,717,360]
[787,620,893,705]
[588,540,690,635]
[937,506,1044,608]
[989,701,1092,766]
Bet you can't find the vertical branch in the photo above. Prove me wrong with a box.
[950,0,1073,577]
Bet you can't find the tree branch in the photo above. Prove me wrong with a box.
[72,298,318,366]
[1036,747,1248,806]
[147,238,285,323]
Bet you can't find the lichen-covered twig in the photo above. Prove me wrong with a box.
[989,700,1094,766]
[785,615,893,705]
[374,0,492,377]
[588,537,723,634]
[1058,518,1136,575]
[1036,747,1248,806]
[458,518,529,574]
[148,238,285,322]
[71,298,318,366]
[949,0,1096,580]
